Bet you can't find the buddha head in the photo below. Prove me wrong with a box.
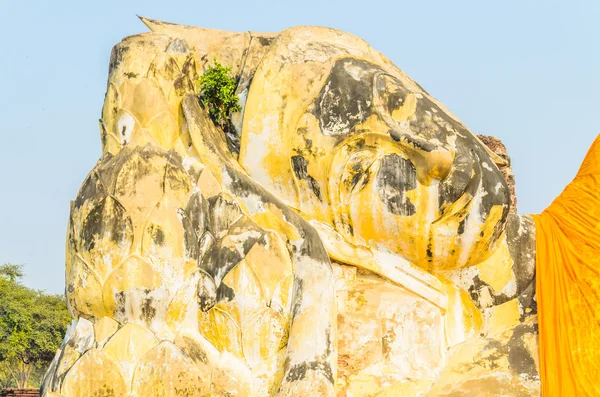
[239,27,511,272]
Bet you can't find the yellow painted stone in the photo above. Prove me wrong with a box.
[241,307,288,368]
[244,232,293,301]
[131,341,211,397]
[103,322,159,385]
[198,168,223,198]
[485,299,521,333]
[198,305,244,360]
[476,236,514,293]
[61,349,127,397]
[66,255,105,319]
[251,348,286,396]
[211,352,253,397]
[94,316,119,346]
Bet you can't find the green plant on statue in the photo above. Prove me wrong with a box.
[198,58,241,131]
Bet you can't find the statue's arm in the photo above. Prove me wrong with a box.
[183,96,336,396]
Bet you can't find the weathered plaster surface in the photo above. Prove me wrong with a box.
[42,17,539,397]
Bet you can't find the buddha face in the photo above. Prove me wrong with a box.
[310,58,511,271]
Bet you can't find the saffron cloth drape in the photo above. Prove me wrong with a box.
[533,133,600,396]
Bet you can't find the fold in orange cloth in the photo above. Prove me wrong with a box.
[533,134,600,396]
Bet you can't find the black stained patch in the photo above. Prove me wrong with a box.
[81,197,133,253]
[181,336,208,364]
[294,213,330,261]
[342,156,373,194]
[100,123,108,148]
[468,275,499,308]
[146,224,165,246]
[457,215,468,235]
[257,36,274,46]
[479,339,508,370]
[216,282,235,303]
[173,75,195,96]
[183,193,209,261]
[74,171,106,211]
[506,214,536,297]
[382,325,396,358]
[402,94,461,145]
[102,146,169,198]
[201,244,243,285]
[164,152,191,192]
[474,147,510,226]
[197,271,217,312]
[140,296,157,323]
[208,194,243,238]
[224,127,241,157]
[350,172,363,190]
[109,45,129,75]
[291,155,323,199]
[114,291,128,318]
[200,217,265,286]
[508,323,539,378]
[517,279,537,320]
[166,38,190,54]
[438,153,477,211]
[197,292,215,313]
[182,212,199,262]
[350,172,364,190]
[124,72,138,78]
[291,277,304,319]
[312,58,380,137]
[426,244,433,259]
[227,217,266,253]
[304,137,313,150]
[284,360,334,385]
[96,147,132,191]
[388,129,436,153]
[188,192,210,234]
[375,154,417,216]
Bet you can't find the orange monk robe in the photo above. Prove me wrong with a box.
[533,133,600,396]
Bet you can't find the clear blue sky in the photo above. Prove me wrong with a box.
[2,0,599,294]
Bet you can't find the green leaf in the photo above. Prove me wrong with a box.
[197,58,241,130]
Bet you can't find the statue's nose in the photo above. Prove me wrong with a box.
[389,128,455,185]
[372,72,455,185]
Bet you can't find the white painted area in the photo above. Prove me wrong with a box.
[117,112,136,144]
[502,277,517,297]
[494,181,504,193]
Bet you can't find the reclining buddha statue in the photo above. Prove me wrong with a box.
[41,16,600,397]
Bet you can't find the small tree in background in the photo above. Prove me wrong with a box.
[0,264,71,388]
[198,58,241,132]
